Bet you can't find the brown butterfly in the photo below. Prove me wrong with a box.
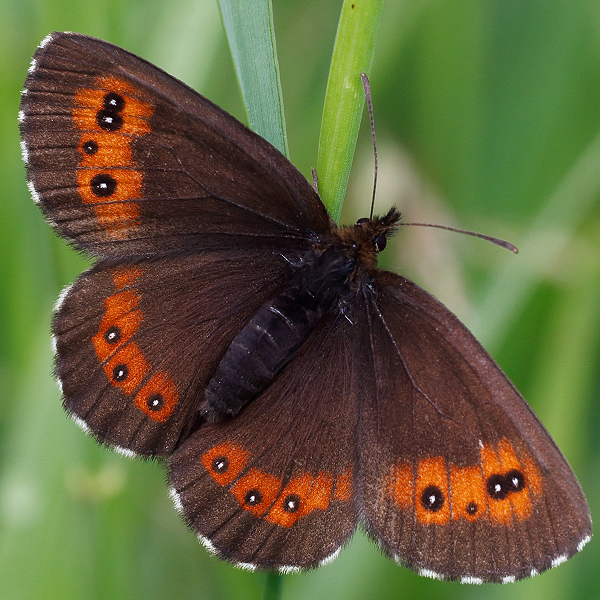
[19,32,591,582]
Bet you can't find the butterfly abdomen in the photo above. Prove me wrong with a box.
[201,246,355,421]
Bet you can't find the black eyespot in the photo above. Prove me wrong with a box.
[373,233,387,252]
[103,92,125,112]
[487,474,509,500]
[112,364,128,382]
[356,217,369,225]
[146,393,164,412]
[211,456,229,474]
[505,469,525,493]
[244,489,263,506]
[90,173,117,197]
[104,325,121,344]
[466,502,478,515]
[96,109,124,131]
[421,485,444,512]
[283,494,301,513]
[82,140,98,155]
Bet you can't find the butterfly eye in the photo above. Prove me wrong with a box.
[90,173,117,197]
[104,325,122,344]
[112,364,129,382]
[96,92,126,132]
[82,140,98,155]
[466,501,478,515]
[147,393,165,412]
[211,456,230,474]
[373,234,387,252]
[103,91,125,112]
[356,217,369,225]
[487,473,510,500]
[96,109,123,132]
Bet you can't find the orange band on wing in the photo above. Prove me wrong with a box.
[386,438,543,526]
[72,76,154,239]
[201,442,352,527]
[92,267,180,422]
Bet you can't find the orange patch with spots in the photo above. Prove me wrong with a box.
[386,439,543,526]
[72,75,153,238]
[92,289,142,362]
[202,443,251,486]
[103,342,150,395]
[415,456,450,525]
[449,464,486,522]
[231,469,281,517]
[77,168,143,204]
[266,472,335,528]
[77,133,133,167]
[266,474,314,528]
[73,76,152,136]
[134,372,179,423]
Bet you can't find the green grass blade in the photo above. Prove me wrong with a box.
[316,0,384,222]
[263,572,283,600]
[218,0,288,156]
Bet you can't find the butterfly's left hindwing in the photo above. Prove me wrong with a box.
[55,250,293,456]
[357,272,592,582]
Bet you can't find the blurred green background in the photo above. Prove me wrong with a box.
[1,0,599,599]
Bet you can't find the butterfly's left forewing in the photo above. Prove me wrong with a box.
[20,32,329,258]
[357,272,591,582]
[21,31,331,458]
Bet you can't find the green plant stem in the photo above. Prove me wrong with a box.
[317,0,384,222]
[218,0,289,156]
[264,572,283,600]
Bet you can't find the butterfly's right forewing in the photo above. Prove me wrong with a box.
[357,271,592,582]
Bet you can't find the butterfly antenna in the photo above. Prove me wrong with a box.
[360,74,516,254]
[361,73,377,220]
[399,221,519,253]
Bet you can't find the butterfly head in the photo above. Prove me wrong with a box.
[355,207,401,251]
[330,207,400,274]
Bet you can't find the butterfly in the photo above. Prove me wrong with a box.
[19,32,591,582]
